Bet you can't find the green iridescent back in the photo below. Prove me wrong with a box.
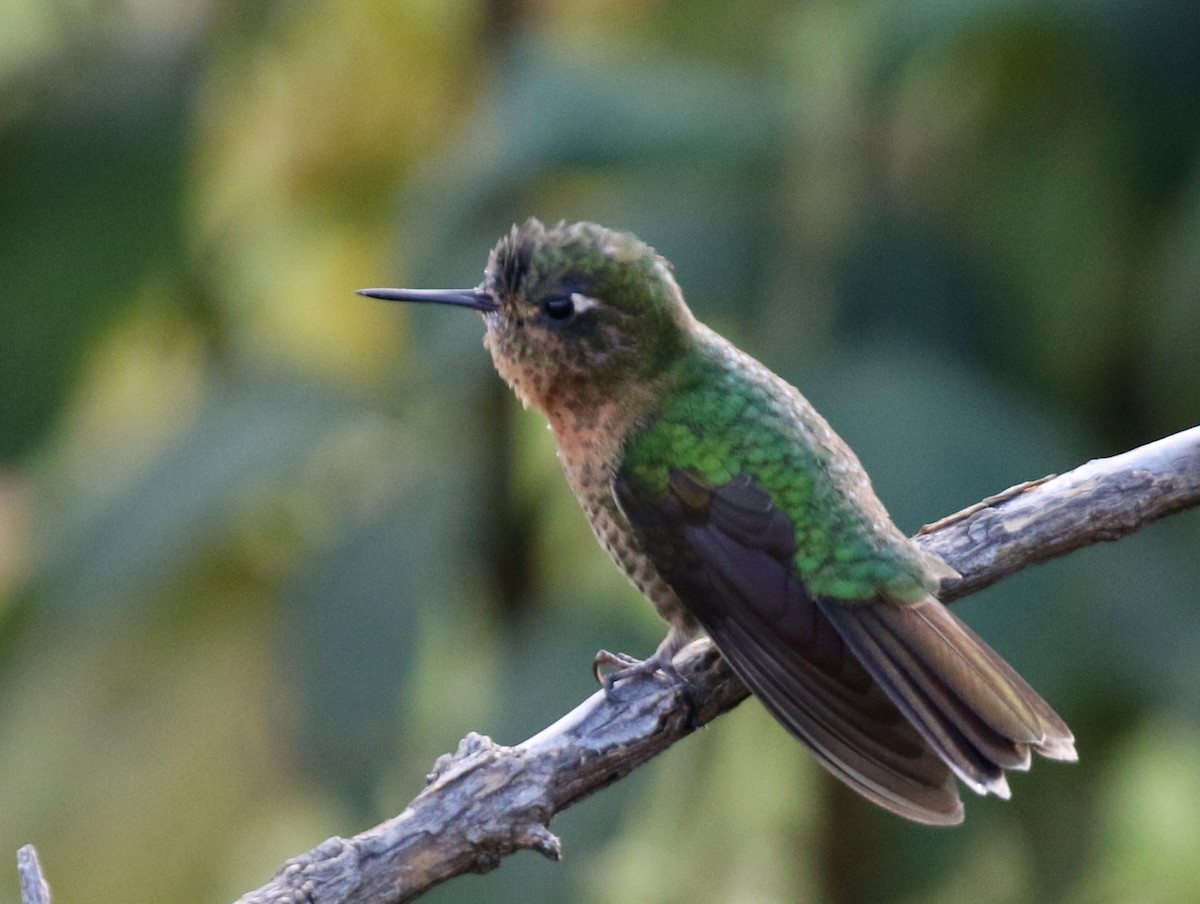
[620,324,939,603]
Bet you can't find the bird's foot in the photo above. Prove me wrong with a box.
[592,648,697,723]
[593,649,668,690]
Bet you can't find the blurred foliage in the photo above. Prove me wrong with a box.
[1,1,1198,902]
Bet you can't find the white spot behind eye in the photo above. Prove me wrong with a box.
[569,292,600,313]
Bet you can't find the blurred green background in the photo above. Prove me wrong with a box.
[2,1,1199,902]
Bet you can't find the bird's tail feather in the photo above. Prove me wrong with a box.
[818,597,1076,799]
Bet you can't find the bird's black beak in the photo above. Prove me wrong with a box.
[356,286,498,313]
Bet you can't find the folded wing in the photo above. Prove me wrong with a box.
[615,469,1074,824]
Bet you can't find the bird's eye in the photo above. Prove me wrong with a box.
[543,296,575,321]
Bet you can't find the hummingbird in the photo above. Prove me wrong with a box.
[359,219,1075,824]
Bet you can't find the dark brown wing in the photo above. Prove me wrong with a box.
[615,469,964,824]
[614,468,1075,824]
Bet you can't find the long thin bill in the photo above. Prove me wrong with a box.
[356,287,497,312]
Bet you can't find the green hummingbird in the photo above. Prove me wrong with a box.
[360,219,1075,824]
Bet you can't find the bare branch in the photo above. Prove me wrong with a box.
[228,426,1197,903]
[17,845,52,904]
[920,425,1200,601]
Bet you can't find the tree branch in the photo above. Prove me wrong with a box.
[19,428,1200,904]
[17,845,52,904]
[918,425,1200,601]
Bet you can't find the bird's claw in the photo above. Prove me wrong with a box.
[592,649,648,692]
[592,649,698,725]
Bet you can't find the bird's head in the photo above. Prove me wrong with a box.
[360,219,697,417]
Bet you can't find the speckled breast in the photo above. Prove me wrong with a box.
[555,424,689,630]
